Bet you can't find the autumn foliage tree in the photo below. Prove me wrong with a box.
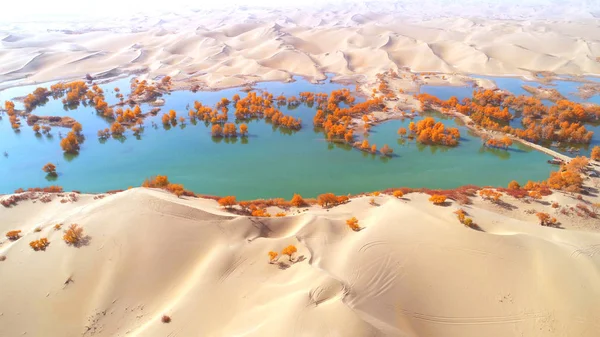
[409,117,460,146]
[42,163,57,176]
[546,169,584,193]
[30,238,50,251]
[223,123,237,137]
[251,209,271,217]
[429,194,447,205]
[380,144,393,156]
[393,190,404,198]
[72,122,83,135]
[63,224,85,246]
[98,128,110,139]
[218,196,237,209]
[485,136,513,150]
[6,230,21,241]
[346,217,360,231]
[536,212,557,226]
[479,189,502,203]
[211,124,223,137]
[239,123,248,136]
[110,122,125,136]
[508,180,521,190]
[317,193,347,208]
[592,146,600,161]
[60,131,80,153]
[142,175,170,188]
[166,184,184,198]
[290,193,306,207]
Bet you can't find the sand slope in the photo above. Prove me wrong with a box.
[1,188,600,337]
[1,7,599,90]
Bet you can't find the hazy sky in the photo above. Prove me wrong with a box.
[3,0,333,19]
[1,0,597,21]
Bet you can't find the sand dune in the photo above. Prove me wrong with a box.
[2,4,600,336]
[1,187,600,337]
[1,6,599,89]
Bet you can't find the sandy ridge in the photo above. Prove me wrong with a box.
[0,9,599,90]
[1,187,600,336]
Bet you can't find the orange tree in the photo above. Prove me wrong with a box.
[42,163,57,176]
[346,217,360,231]
[218,196,237,209]
[429,195,447,205]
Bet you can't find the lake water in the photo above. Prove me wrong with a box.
[0,75,572,199]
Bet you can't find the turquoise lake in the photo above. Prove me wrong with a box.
[0,74,597,199]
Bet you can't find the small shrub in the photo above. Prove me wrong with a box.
[528,191,542,200]
[501,188,529,199]
[268,251,278,263]
[0,255,6,262]
[463,218,474,227]
[29,238,50,251]
[251,209,271,217]
[346,217,360,231]
[282,245,297,262]
[40,195,53,203]
[536,212,558,226]
[166,183,184,198]
[6,230,22,241]
[393,190,404,198]
[63,224,84,246]
[372,191,380,197]
[161,315,171,323]
[54,224,62,231]
[218,196,237,209]
[576,204,596,218]
[429,195,447,205]
[369,198,376,206]
[317,193,338,208]
[336,195,349,204]
[455,209,466,223]
[34,226,42,233]
[479,189,502,203]
[551,202,559,209]
[275,212,286,217]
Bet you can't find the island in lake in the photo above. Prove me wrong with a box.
[1,1,600,337]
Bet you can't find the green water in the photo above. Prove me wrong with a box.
[0,75,562,199]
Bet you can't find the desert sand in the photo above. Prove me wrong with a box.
[1,3,600,91]
[2,2,600,336]
[1,170,600,337]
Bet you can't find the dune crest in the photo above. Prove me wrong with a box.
[1,8,599,89]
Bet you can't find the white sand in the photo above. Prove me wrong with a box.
[1,4,599,90]
[1,184,599,337]
[2,3,600,336]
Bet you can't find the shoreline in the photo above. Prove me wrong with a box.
[3,67,599,97]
